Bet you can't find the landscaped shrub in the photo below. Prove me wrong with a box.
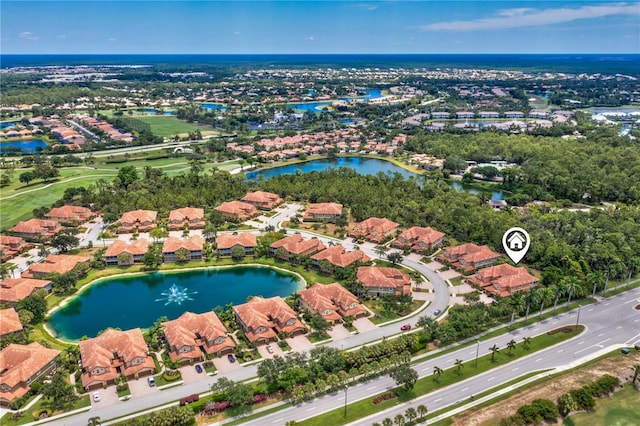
[163,370,182,381]
[372,392,398,405]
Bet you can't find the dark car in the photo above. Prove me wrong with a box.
[227,354,236,363]
[400,324,411,331]
[195,364,203,373]
[434,309,442,316]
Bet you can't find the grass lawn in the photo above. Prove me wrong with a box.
[0,395,90,426]
[564,385,640,426]
[366,300,423,325]
[132,116,216,137]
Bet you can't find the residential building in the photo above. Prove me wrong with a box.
[393,226,445,252]
[0,343,61,406]
[0,278,52,305]
[216,232,257,257]
[10,219,62,241]
[270,234,326,261]
[297,283,368,324]
[441,243,500,272]
[504,111,525,118]
[214,201,258,220]
[117,209,158,233]
[79,328,155,390]
[241,191,283,209]
[456,111,475,119]
[104,239,151,266]
[0,235,30,260]
[431,112,450,119]
[168,207,205,231]
[44,205,94,225]
[303,202,343,221]
[234,296,305,345]
[22,254,90,279]
[479,111,500,118]
[162,235,204,262]
[163,312,235,364]
[357,266,412,297]
[350,217,399,243]
[0,308,23,338]
[310,245,370,273]
[468,264,539,297]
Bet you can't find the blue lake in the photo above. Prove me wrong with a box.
[201,103,228,111]
[141,109,175,115]
[49,266,303,341]
[246,157,504,200]
[340,89,383,101]
[289,102,332,112]
[0,121,18,129]
[0,139,47,153]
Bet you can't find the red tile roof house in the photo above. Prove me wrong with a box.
[350,217,400,244]
[22,254,91,279]
[163,312,235,364]
[356,266,412,297]
[44,205,94,225]
[168,207,205,231]
[10,219,63,241]
[302,202,344,222]
[241,191,283,210]
[79,328,156,390]
[117,209,158,234]
[0,235,30,260]
[440,243,500,273]
[270,234,327,263]
[468,264,539,298]
[297,283,368,324]
[0,278,52,305]
[104,239,151,266]
[392,226,445,253]
[162,235,204,262]
[216,232,257,257]
[0,308,23,338]
[0,343,61,406]
[214,201,258,221]
[310,245,371,274]
[234,296,305,345]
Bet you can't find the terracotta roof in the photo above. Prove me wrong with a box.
[119,209,157,224]
[23,254,90,277]
[303,202,343,218]
[0,343,60,402]
[104,238,151,257]
[44,205,93,221]
[395,226,445,247]
[470,264,538,297]
[0,308,23,336]
[271,234,326,255]
[214,201,257,219]
[79,328,155,387]
[298,283,365,320]
[0,278,51,304]
[351,217,399,242]
[216,232,257,250]
[162,235,204,253]
[234,296,304,342]
[0,235,27,248]
[241,191,282,207]
[10,219,61,236]
[444,243,499,264]
[168,207,204,222]
[163,311,234,360]
[357,266,411,293]
[311,245,370,268]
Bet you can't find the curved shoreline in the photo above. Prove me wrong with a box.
[45,262,307,343]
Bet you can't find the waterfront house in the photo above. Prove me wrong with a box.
[393,226,445,252]
[79,328,155,390]
[22,254,90,279]
[504,111,524,118]
[214,201,258,221]
[356,266,411,297]
[162,235,204,262]
[350,217,399,243]
[168,207,205,231]
[104,239,151,266]
[0,278,52,305]
[479,111,500,118]
[117,209,158,233]
[468,264,538,297]
[216,232,257,257]
[431,112,450,119]
[302,202,343,221]
[241,191,283,210]
[270,234,326,262]
[163,312,235,364]
[234,296,305,345]
[297,283,368,324]
[0,343,61,406]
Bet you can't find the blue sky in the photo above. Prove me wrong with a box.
[1,1,639,54]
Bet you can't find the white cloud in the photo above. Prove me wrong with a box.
[234,31,240,35]
[19,31,39,40]
[355,3,378,11]
[108,38,117,42]
[420,2,640,31]
[306,36,315,41]
[56,34,66,39]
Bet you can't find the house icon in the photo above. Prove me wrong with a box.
[507,232,526,250]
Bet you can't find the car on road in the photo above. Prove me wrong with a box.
[400,324,412,331]
[266,344,274,353]
[434,309,442,316]
[227,354,236,363]
[92,392,101,402]
[195,364,203,373]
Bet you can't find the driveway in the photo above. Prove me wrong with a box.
[256,343,284,359]
[425,261,444,271]
[89,387,119,409]
[286,335,314,352]
[327,324,352,341]
[212,356,242,374]
[353,317,377,333]
[128,376,157,398]
[439,269,461,280]
[180,364,206,384]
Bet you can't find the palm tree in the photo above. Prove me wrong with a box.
[563,276,582,307]
[382,419,393,426]
[454,359,464,375]
[507,339,517,356]
[374,246,387,258]
[489,344,500,363]
[417,404,428,420]
[626,257,640,287]
[509,293,525,319]
[551,281,566,313]
[393,413,405,426]
[522,336,531,350]
[538,287,555,317]
[87,416,101,426]
[433,366,443,383]
[587,271,605,296]
[524,289,538,323]
[405,407,417,424]
[631,364,640,385]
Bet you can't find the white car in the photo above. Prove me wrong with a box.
[93,392,101,402]
[266,344,274,353]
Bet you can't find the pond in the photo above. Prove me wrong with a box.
[48,265,303,341]
[246,157,504,200]
[0,139,47,154]
[201,103,228,111]
[288,102,332,112]
[0,121,18,129]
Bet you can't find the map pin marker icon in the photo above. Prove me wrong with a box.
[502,227,530,265]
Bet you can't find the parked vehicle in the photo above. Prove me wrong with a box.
[93,392,101,402]
[147,376,156,387]
[179,394,200,406]
[266,344,274,353]
[400,324,411,331]
[195,364,203,373]
[227,354,236,363]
